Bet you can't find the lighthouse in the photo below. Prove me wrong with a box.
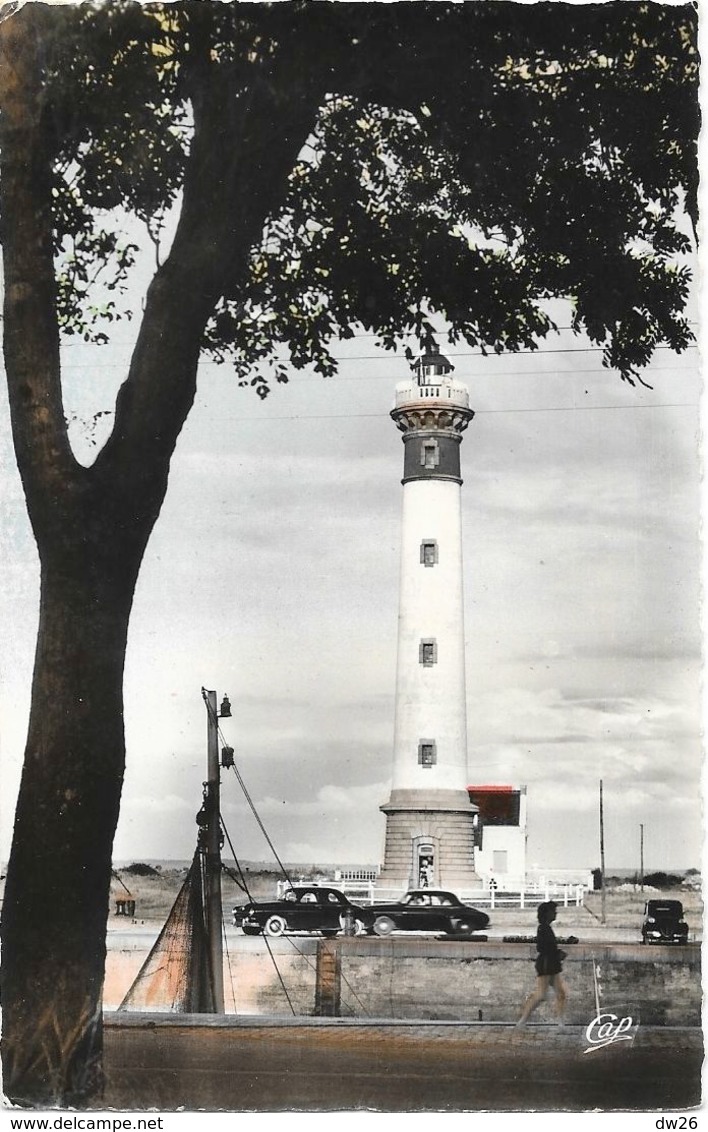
[379,342,480,891]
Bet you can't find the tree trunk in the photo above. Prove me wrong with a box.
[0,6,208,1090]
[1,519,144,1105]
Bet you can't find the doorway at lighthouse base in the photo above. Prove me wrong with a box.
[378,789,481,891]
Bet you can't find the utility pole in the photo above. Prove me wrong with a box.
[640,823,644,894]
[599,779,606,925]
[202,687,230,1014]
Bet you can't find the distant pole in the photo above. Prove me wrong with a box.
[640,823,644,894]
[599,779,606,925]
[204,689,225,1013]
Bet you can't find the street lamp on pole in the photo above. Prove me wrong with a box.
[200,687,231,1014]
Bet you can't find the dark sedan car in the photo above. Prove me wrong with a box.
[641,899,689,945]
[233,885,371,937]
[367,889,489,937]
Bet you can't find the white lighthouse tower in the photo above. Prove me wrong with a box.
[379,342,480,891]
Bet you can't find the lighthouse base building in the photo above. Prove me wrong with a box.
[379,789,480,891]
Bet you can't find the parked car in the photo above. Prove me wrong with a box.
[641,899,689,945]
[233,885,370,937]
[366,889,489,937]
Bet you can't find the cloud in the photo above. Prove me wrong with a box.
[472,684,697,747]
[223,780,389,821]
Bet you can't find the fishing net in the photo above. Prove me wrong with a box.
[118,848,217,1012]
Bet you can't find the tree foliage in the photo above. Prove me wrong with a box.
[41,1,699,391]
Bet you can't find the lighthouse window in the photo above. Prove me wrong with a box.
[420,540,438,566]
[418,741,437,767]
[419,639,437,666]
[421,439,439,468]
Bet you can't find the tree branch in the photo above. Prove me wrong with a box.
[96,37,332,513]
[0,5,80,537]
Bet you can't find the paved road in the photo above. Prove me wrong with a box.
[107,920,696,948]
[101,1017,702,1112]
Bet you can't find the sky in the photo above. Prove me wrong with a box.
[0,256,701,875]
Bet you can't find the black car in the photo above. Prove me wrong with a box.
[641,899,689,945]
[367,889,489,937]
[233,885,370,937]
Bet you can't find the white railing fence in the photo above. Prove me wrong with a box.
[466,884,587,909]
[276,876,588,908]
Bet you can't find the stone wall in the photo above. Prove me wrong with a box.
[326,939,701,1027]
[106,937,701,1026]
[104,939,318,1015]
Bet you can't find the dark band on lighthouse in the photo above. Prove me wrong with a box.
[401,428,464,483]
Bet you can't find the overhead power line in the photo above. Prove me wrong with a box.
[205,402,697,423]
[59,342,699,369]
[64,401,697,427]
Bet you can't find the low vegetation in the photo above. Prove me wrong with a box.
[109,863,289,923]
[122,862,160,877]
